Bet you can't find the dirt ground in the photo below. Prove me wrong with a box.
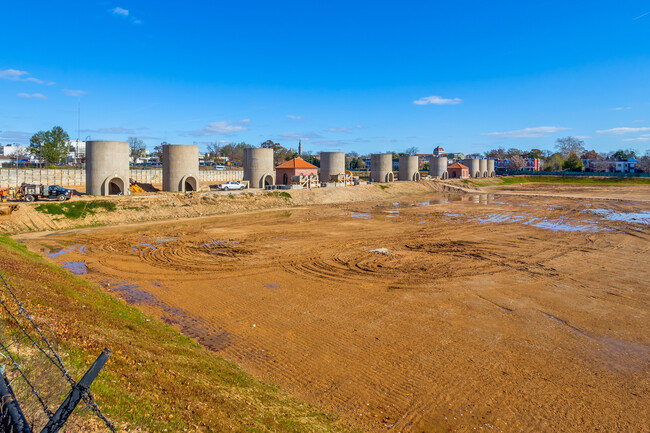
[15,184,650,433]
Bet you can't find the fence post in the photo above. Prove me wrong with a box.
[40,348,111,433]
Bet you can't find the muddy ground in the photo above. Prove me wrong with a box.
[13,184,650,432]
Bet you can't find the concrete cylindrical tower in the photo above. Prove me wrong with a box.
[487,159,495,177]
[398,155,420,181]
[162,144,199,192]
[429,157,448,179]
[244,147,275,188]
[85,141,129,196]
[370,153,394,183]
[464,158,480,178]
[479,159,488,177]
[319,152,345,182]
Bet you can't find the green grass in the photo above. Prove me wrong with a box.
[278,191,292,199]
[379,185,390,190]
[35,201,117,219]
[0,236,355,432]
[499,175,650,185]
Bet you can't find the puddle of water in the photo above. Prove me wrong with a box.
[469,213,606,233]
[352,212,370,220]
[107,281,233,351]
[417,221,427,224]
[45,248,71,258]
[132,243,162,252]
[62,261,87,275]
[264,283,280,289]
[153,237,180,243]
[78,245,87,255]
[201,240,239,248]
[393,202,399,207]
[388,210,400,218]
[418,201,430,206]
[587,209,650,225]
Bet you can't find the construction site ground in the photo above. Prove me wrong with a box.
[10,180,649,432]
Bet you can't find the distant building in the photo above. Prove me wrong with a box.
[433,146,445,156]
[583,157,638,173]
[495,158,540,171]
[275,157,318,184]
[447,162,470,179]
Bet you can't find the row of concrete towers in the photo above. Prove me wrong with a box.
[85,141,198,196]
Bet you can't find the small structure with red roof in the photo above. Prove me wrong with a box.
[275,157,319,185]
[447,162,470,179]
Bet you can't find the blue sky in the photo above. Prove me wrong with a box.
[1,1,649,155]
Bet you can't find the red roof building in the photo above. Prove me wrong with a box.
[447,162,470,179]
[275,158,319,184]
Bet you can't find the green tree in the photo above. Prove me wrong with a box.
[27,126,70,165]
[563,152,584,171]
[546,153,564,171]
[507,147,522,157]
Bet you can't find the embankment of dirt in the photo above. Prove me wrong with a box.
[1,181,443,234]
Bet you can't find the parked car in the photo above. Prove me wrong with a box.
[214,165,226,171]
[16,184,73,202]
[216,181,245,191]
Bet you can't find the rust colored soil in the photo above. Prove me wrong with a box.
[19,192,650,432]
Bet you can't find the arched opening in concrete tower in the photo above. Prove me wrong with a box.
[490,171,495,177]
[262,174,274,188]
[412,172,421,181]
[475,171,480,178]
[181,175,197,192]
[104,176,125,196]
[386,172,394,182]
[442,172,448,179]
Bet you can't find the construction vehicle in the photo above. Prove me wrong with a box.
[16,184,72,202]
[129,178,145,193]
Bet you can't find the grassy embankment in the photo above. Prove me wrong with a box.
[0,236,354,432]
[460,175,650,187]
[35,201,117,219]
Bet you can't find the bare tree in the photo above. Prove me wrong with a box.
[592,159,611,173]
[555,137,585,158]
[636,156,650,173]
[404,146,419,156]
[128,137,146,163]
[508,155,526,170]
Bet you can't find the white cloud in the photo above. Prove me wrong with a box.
[190,120,250,136]
[0,69,54,85]
[483,126,569,138]
[614,106,632,111]
[287,115,305,121]
[325,125,363,132]
[112,7,129,16]
[0,69,28,80]
[413,95,462,105]
[574,135,591,139]
[110,7,142,24]
[623,134,650,142]
[63,89,87,97]
[596,127,650,135]
[17,93,47,99]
